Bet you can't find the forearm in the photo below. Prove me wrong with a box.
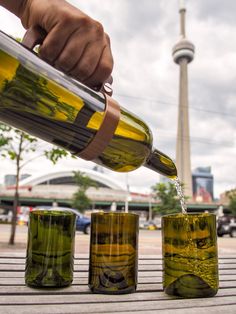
[0,0,28,18]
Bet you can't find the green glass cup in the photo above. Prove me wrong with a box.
[25,208,76,287]
[89,212,139,294]
[162,213,219,298]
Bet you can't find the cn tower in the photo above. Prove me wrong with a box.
[172,0,194,198]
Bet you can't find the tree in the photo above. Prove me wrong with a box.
[72,171,98,213]
[151,182,183,215]
[0,122,70,245]
[227,189,236,215]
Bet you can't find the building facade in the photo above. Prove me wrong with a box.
[0,169,157,213]
[192,167,214,203]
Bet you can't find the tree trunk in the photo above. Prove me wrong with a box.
[9,190,19,245]
[9,135,23,245]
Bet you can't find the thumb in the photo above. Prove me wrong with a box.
[22,25,47,50]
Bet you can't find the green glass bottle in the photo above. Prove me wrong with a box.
[162,213,219,298]
[0,30,176,178]
[25,208,76,287]
[89,212,139,294]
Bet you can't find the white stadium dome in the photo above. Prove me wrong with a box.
[19,168,125,191]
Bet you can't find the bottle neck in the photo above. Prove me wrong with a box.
[145,148,177,178]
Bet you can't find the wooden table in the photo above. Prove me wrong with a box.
[0,253,236,314]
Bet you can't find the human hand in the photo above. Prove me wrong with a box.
[20,0,113,89]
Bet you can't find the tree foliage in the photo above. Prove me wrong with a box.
[151,182,183,215]
[72,190,91,213]
[45,147,73,164]
[72,171,98,213]
[227,189,236,215]
[0,122,70,244]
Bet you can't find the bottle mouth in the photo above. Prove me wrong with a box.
[145,148,177,178]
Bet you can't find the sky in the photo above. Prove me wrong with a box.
[0,0,236,198]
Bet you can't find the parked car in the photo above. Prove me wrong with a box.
[34,206,91,234]
[217,215,236,237]
[0,208,12,223]
[0,213,9,222]
[230,223,236,238]
[70,209,91,235]
[139,220,158,230]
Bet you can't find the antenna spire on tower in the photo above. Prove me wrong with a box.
[179,0,186,11]
[179,0,186,37]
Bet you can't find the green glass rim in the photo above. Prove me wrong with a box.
[91,211,138,218]
[162,212,216,219]
[30,208,76,217]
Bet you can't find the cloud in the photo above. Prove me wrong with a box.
[192,0,236,26]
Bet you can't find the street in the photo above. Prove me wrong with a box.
[0,224,236,255]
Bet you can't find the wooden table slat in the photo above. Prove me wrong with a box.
[0,296,236,314]
[0,287,235,305]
